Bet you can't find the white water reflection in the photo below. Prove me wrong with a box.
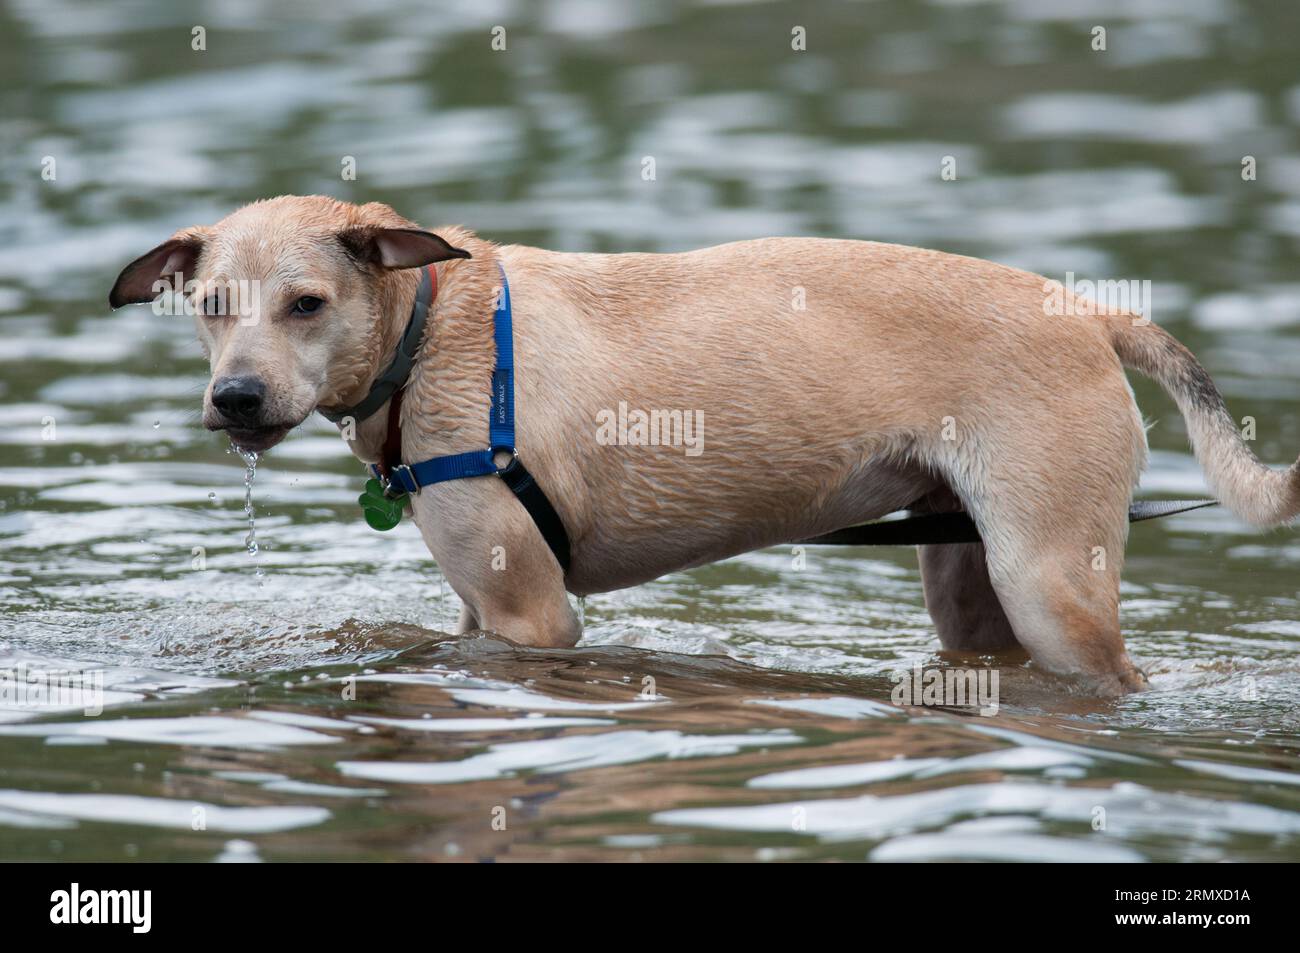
[339,729,800,784]
[0,715,341,748]
[654,780,1300,842]
[0,790,329,833]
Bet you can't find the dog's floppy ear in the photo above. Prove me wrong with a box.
[336,227,471,269]
[109,231,206,309]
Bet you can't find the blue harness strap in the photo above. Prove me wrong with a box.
[489,267,515,450]
[378,264,572,572]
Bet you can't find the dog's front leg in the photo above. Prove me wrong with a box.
[411,481,580,648]
[455,602,479,634]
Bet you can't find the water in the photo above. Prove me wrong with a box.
[237,447,264,579]
[1,0,1299,861]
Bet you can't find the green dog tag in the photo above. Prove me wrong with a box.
[358,478,407,531]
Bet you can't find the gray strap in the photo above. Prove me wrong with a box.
[1127,498,1218,522]
[319,267,434,424]
[802,499,1219,547]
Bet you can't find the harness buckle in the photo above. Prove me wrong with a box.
[386,464,418,498]
[490,445,519,473]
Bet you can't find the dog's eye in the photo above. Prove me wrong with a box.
[201,295,223,316]
[293,296,324,315]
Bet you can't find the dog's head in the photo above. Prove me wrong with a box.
[109,195,468,453]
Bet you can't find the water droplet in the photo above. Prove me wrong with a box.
[238,446,264,579]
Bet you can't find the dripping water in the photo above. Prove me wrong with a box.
[238,446,264,580]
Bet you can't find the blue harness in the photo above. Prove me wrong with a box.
[328,263,571,573]
[384,265,520,492]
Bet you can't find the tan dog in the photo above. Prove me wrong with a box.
[110,195,1300,695]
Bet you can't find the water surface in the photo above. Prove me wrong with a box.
[1,0,1299,861]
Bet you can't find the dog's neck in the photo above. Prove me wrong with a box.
[336,226,499,468]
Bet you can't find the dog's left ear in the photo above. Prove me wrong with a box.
[337,227,471,269]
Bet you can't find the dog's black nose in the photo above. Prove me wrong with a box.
[212,376,266,426]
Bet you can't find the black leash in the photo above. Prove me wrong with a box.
[800,499,1219,547]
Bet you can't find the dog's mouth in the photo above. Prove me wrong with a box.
[220,423,293,454]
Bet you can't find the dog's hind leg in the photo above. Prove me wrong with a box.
[932,398,1149,695]
[913,487,1021,653]
[978,519,1145,695]
[966,486,1145,694]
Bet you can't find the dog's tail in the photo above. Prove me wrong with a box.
[1109,317,1299,528]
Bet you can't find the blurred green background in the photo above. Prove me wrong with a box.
[0,0,1298,862]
